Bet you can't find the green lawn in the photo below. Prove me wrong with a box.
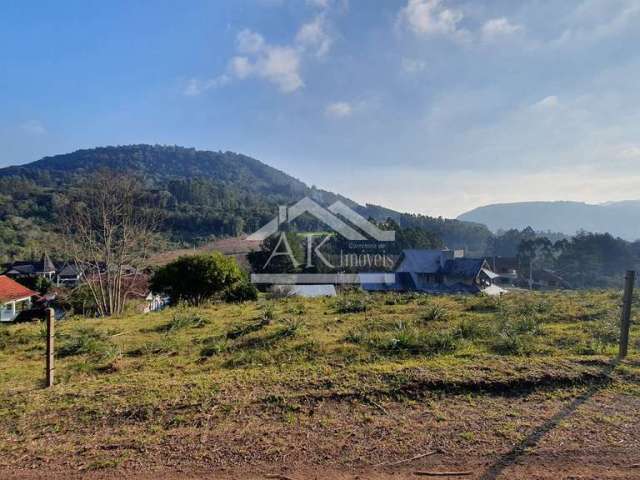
[1,290,639,472]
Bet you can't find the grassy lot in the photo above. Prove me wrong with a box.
[1,290,639,477]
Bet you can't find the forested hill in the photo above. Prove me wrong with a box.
[0,145,309,198]
[0,145,492,258]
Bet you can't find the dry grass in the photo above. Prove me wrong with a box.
[1,290,639,473]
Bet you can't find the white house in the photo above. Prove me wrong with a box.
[0,275,38,322]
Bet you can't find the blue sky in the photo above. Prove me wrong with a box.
[1,0,640,217]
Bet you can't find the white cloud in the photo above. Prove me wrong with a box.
[231,32,304,93]
[236,29,266,54]
[187,10,338,96]
[398,0,465,38]
[20,120,47,135]
[325,101,353,118]
[401,57,427,73]
[255,46,304,93]
[183,75,231,96]
[551,0,640,48]
[531,95,560,110]
[296,14,332,57]
[481,18,523,40]
[230,56,254,79]
[306,0,330,8]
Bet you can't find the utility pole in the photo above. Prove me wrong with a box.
[619,271,635,359]
[45,308,55,387]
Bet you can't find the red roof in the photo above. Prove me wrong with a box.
[0,275,38,303]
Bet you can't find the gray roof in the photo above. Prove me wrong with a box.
[57,263,81,277]
[442,258,488,278]
[395,250,443,274]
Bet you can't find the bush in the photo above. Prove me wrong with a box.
[455,319,485,340]
[489,315,541,356]
[335,296,367,314]
[422,304,449,322]
[150,252,244,306]
[378,321,458,356]
[200,337,229,358]
[224,281,259,303]
[58,327,121,369]
[157,311,209,332]
[58,327,111,357]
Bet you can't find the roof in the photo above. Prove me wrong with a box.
[0,275,38,303]
[442,258,488,278]
[395,250,443,274]
[57,263,81,277]
[481,268,499,280]
[4,253,56,276]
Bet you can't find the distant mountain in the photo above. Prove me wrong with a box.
[458,201,640,241]
[0,145,493,258]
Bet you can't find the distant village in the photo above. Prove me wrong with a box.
[0,247,570,323]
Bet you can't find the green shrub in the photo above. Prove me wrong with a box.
[335,296,367,314]
[58,327,111,357]
[422,304,448,322]
[511,316,544,336]
[224,282,259,303]
[0,329,10,350]
[157,311,209,332]
[226,318,270,339]
[150,252,244,306]
[490,332,535,356]
[377,321,458,356]
[200,337,229,358]
[455,319,485,340]
[262,303,277,322]
[586,315,619,346]
[273,319,304,339]
[58,327,121,369]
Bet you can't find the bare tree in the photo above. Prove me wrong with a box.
[60,170,158,316]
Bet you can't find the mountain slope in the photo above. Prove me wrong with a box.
[458,201,640,241]
[0,145,493,258]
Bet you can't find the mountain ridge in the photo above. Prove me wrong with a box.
[0,144,494,257]
[458,200,640,241]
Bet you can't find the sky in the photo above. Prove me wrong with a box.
[1,0,640,218]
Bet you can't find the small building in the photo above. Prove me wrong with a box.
[482,256,519,287]
[0,275,38,322]
[362,249,505,296]
[4,253,56,282]
[56,263,82,287]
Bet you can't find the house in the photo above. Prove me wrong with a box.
[4,253,56,281]
[143,293,170,313]
[482,256,519,287]
[441,257,498,292]
[394,249,465,290]
[362,249,505,296]
[0,275,38,322]
[55,263,82,287]
[3,254,84,288]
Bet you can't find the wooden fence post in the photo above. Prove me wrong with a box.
[45,308,55,387]
[619,270,635,359]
